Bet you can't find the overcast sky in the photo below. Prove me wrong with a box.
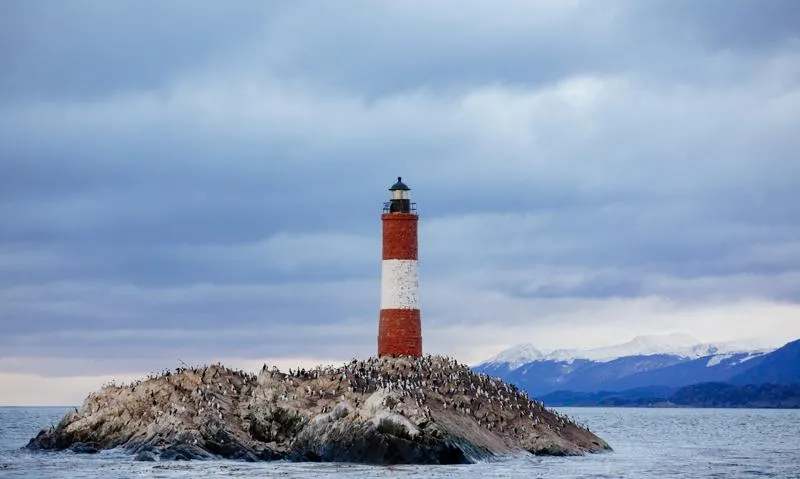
[2,0,800,405]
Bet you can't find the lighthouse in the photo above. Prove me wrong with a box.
[378,177,422,357]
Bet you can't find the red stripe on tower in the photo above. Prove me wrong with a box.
[378,177,422,357]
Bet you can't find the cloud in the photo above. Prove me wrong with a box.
[1,1,799,404]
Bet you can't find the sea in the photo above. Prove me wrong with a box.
[1,407,798,478]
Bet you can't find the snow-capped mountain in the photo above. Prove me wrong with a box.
[478,333,775,369]
[484,343,545,369]
[473,333,780,396]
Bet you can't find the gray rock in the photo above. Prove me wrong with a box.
[133,450,156,461]
[69,442,100,454]
[25,356,611,464]
[158,444,209,461]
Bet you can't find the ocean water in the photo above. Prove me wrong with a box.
[1,407,798,478]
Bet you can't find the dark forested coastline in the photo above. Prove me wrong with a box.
[539,382,800,408]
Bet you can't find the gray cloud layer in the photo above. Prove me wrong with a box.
[1,1,799,379]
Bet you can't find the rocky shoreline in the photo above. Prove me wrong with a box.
[26,356,611,464]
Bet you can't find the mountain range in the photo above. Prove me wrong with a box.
[472,333,800,402]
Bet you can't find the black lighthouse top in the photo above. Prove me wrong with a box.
[384,176,416,214]
[389,176,410,191]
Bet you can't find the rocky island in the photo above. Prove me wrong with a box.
[26,355,611,464]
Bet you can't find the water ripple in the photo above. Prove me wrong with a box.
[2,407,799,478]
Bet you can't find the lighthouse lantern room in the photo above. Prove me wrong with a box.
[384,177,415,214]
[378,177,422,357]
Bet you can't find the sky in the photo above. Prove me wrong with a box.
[1,0,800,406]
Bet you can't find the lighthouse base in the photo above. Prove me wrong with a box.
[378,309,422,357]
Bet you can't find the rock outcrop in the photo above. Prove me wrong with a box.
[26,355,611,464]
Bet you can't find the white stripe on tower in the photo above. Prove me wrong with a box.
[380,259,419,310]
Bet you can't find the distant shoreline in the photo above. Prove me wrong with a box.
[550,404,800,410]
[0,405,77,409]
[539,382,800,409]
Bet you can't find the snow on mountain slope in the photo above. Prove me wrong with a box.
[546,333,704,363]
[478,333,776,370]
[482,343,544,369]
[706,351,765,367]
[706,353,736,367]
[712,338,777,355]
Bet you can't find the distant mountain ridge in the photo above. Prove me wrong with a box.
[473,334,789,397]
[479,333,774,368]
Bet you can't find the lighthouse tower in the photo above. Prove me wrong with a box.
[378,177,422,357]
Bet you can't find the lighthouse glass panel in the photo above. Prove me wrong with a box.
[392,190,409,200]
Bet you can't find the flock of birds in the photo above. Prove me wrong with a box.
[90,364,256,424]
[262,355,589,435]
[88,355,590,438]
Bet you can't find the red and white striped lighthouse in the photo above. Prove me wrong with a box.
[378,177,422,357]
